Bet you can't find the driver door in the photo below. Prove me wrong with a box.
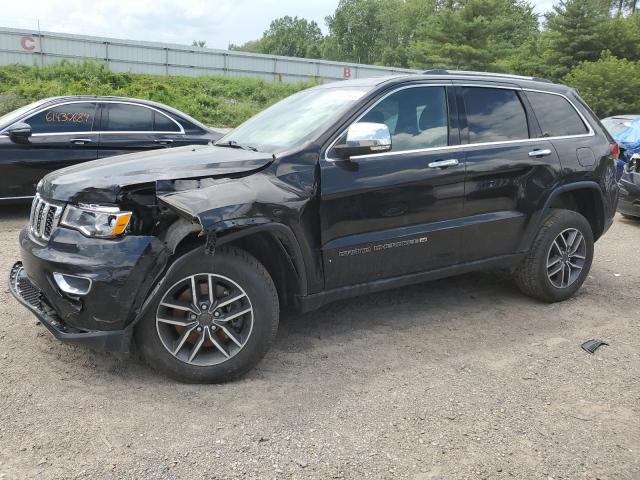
[320,84,466,289]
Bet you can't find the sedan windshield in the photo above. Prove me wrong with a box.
[218,86,370,153]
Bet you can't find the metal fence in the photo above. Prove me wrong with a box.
[0,27,417,83]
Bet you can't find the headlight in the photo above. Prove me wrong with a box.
[60,204,132,238]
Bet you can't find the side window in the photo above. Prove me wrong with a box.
[105,104,154,132]
[358,86,448,152]
[526,91,588,137]
[153,111,180,132]
[26,103,97,134]
[462,87,529,143]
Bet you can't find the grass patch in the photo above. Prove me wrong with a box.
[0,61,316,127]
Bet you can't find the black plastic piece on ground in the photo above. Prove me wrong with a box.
[581,339,609,354]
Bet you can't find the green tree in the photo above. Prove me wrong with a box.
[543,0,612,79]
[324,0,382,64]
[405,0,538,71]
[231,16,324,58]
[565,52,640,117]
[375,0,438,67]
[600,13,640,60]
[192,40,207,48]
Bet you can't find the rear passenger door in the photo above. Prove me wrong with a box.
[457,85,562,262]
[524,90,593,170]
[97,102,185,158]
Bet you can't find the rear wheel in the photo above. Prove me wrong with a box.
[514,209,594,303]
[136,246,279,383]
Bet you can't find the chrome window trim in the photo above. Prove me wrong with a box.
[324,83,595,162]
[0,195,34,201]
[0,100,185,136]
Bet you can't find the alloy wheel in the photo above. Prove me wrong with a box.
[155,273,254,366]
[546,228,587,289]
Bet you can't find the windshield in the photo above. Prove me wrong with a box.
[0,99,51,131]
[218,86,370,152]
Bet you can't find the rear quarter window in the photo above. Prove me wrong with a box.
[154,111,181,132]
[526,91,588,138]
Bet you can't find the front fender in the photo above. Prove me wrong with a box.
[157,173,314,295]
[157,174,307,231]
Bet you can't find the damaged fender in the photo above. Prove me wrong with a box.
[157,173,311,294]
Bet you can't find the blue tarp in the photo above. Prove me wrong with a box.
[611,117,640,179]
[615,116,640,157]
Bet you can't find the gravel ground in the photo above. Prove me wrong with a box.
[0,205,638,480]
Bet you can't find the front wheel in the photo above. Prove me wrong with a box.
[135,246,279,383]
[514,209,594,303]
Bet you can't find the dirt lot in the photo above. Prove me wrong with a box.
[0,205,638,480]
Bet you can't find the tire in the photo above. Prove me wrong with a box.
[514,209,594,303]
[135,246,279,383]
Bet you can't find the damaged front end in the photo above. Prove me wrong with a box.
[10,145,294,352]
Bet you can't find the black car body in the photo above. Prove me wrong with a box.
[619,154,640,219]
[9,71,619,382]
[0,96,223,200]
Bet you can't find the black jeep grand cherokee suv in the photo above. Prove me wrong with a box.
[10,71,619,382]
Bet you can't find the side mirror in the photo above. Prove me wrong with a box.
[333,122,391,159]
[7,122,32,144]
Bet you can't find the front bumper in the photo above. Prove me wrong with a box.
[11,226,171,352]
[9,262,132,351]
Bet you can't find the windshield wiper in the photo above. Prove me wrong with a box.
[215,140,258,152]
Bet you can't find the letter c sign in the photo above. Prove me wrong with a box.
[20,36,37,52]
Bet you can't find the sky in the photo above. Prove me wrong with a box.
[4,0,558,51]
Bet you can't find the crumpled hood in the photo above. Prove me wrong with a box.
[39,144,274,203]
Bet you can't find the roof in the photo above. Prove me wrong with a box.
[40,95,177,109]
[321,69,571,94]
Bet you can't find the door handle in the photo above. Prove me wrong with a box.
[70,138,92,145]
[154,139,174,145]
[528,149,552,157]
[428,159,459,168]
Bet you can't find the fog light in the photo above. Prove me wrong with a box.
[53,272,92,296]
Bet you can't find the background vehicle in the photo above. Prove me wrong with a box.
[0,96,223,200]
[601,115,639,136]
[601,114,640,179]
[619,153,640,219]
[10,71,619,383]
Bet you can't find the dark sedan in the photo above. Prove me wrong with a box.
[0,96,224,200]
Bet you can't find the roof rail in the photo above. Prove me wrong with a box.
[421,69,552,84]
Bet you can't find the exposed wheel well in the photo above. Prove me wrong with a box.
[172,230,302,309]
[548,188,605,240]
